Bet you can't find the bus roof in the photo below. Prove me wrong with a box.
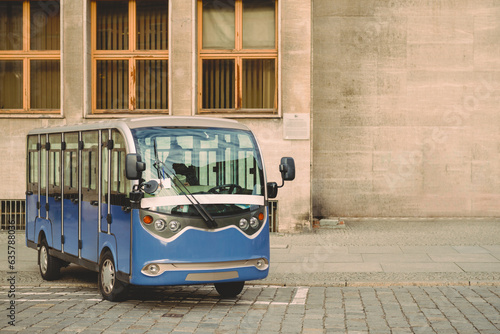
[27,116,250,135]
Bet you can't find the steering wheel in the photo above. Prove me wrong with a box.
[208,184,243,194]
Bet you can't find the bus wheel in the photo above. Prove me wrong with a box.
[98,251,128,302]
[38,239,61,281]
[214,281,245,298]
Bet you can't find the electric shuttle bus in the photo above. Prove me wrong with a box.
[26,117,294,301]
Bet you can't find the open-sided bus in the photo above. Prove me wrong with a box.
[26,117,294,301]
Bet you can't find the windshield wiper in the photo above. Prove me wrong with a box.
[153,139,217,229]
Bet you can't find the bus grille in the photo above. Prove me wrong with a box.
[268,200,278,232]
[0,200,26,230]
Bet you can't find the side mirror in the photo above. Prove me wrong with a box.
[126,154,146,180]
[267,182,278,199]
[267,157,295,199]
[279,157,295,181]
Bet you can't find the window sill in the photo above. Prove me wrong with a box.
[0,112,63,119]
[87,111,170,119]
[197,110,281,119]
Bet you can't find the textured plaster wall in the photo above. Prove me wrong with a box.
[312,0,500,218]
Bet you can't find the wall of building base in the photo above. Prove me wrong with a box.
[312,0,500,218]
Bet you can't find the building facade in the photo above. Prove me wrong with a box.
[1,0,499,232]
[0,0,311,232]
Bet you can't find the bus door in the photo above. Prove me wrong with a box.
[26,135,39,242]
[39,135,48,221]
[62,133,79,256]
[47,133,62,251]
[108,130,131,275]
[81,131,99,262]
[100,130,111,234]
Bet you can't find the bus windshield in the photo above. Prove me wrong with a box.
[132,127,265,216]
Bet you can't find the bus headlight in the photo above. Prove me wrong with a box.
[154,219,166,231]
[249,217,259,229]
[168,220,181,232]
[239,218,249,231]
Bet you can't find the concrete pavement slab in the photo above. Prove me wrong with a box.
[362,253,432,263]
[481,245,500,253]
[400,246,459,254]
[429,254,500,263]
[348,246,402,254]
[453,246,491,254]
[457,263,500,272]
[381,262,464,273]
[288,245,349,255]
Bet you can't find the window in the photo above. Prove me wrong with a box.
[91,0,169,114]
[27,135,39,193]
[48,133,61,195]
[82,131,98,193]
[63,133,78,194]
[0,0,60,113]
[198,0,277,115]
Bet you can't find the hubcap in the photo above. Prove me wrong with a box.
[40,246,48,274]
[101,259,115,294]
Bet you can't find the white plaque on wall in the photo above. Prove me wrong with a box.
[283,113,310,140]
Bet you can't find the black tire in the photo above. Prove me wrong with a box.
[215,281,245,298]
[98,251,128,302]
[38,239,62,281]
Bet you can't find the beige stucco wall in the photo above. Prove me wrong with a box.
[313,0,500,218]
[0,0,311,232]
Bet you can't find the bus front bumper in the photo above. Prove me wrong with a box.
[130,258,269,285]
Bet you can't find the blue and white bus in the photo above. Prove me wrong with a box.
[26,117,294,301]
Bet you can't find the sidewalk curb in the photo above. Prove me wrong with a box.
[253,280,500,287]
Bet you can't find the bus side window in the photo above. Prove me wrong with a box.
[111,130,130,206]
[63,133,79,200]
[101,130,110,204]
[48,134,62,197]
[82,131,99,194]
[27,135,39,195]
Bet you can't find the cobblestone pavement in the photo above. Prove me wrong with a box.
[1,285,500,333]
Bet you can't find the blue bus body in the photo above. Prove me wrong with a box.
[26,117,292,300]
